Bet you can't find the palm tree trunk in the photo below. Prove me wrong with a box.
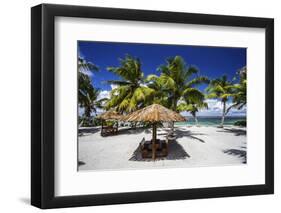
[171,121,174,133]
[220,101,226,127]
[84,107,92,126]
[194,114,199,126]
[170,96,178,133]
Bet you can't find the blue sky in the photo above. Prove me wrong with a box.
[78,41,246,116]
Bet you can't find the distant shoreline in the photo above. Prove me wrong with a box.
[176,116,246,126]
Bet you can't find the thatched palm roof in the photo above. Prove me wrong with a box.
[97,111,123,120]
[122,104,186,122]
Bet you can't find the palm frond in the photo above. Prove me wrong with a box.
[158,74,176,90]
[186,76,209,87]
[182,88,205,103]
[106,80,131,86]
[184,66,199,79]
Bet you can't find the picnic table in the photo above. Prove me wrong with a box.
[139,138,168,158]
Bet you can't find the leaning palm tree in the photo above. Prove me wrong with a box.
[177,92,208,126]
[105,55,155,113]
[156,56,209,112]
[206,75,234,127]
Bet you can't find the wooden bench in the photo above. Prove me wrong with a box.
[101,126,118,136]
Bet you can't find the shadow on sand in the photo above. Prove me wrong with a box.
[79,127,151,137]
[117,127,150,135]
[129,140,190,162]
[217,128,246,136]
[78,127,100,136]
[173,129,206,143]
[223,149,247,163]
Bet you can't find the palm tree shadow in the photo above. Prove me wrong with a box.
[217,128,246,136]
[129,140,190,162]
[174,129,206,143]
[223,149,247,163]
[117,127,148,135]
[78,127,100,136]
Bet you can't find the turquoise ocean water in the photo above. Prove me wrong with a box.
[176,116,246,126]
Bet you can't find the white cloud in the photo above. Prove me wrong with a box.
[110,84,120,96]
[78,90,110,117]
[140,83,147,87]
[197,99,246,117]
[110,84,118,90]
[80,68,94,77]
[78,107,84,116]
[95,108,106,115]
[98,90,110,100]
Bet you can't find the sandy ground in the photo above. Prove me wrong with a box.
[78,125,247,171]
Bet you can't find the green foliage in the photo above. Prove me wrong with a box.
[232,67,247,109]
[105,120,115,127]
[105,55,155,113]
[105,55,209,115]
[206,68,247,127]
[206,75,234,103]
[78,57,98,71]
[78,57,105,121]
[154,56,209,111]
[234,120,246,127]
[85,53,246,130]
[177,88,208,121]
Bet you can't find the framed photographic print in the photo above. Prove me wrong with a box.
[31,4,274,209]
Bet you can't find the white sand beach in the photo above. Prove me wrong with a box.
[78,125,246,171]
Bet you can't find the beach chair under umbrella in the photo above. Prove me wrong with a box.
[123,104,186,159]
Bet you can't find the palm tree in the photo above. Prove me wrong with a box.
[78,57,99,106]
[177,92,208,126]
[145,74,170,107]
[206,75,234,127]
[78,57,98,71]
[232,66,247,109]
[79,87,108,126]
[156,56,209,112]
[105,55,155,113]
[80,88,101,117]
[150,55,209,131]
[78,57,101,126]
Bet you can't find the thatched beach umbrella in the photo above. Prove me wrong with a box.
[97,110,123,120]
[97,111,123,134]
[123,104,186,159]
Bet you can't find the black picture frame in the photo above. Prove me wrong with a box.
[31,3,274,209]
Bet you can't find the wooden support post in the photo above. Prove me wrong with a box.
[101,120,104,136]
[152,123,157,160]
